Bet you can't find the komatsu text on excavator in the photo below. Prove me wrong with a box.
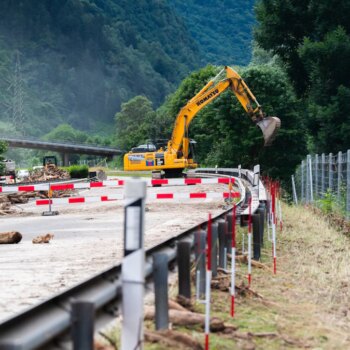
[124,66,281,178]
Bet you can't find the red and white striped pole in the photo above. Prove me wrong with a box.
[247,197,252,287]
[230,204,236,317]
[205,213,212,350]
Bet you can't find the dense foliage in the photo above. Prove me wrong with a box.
[67,164,89,178]
[169,0,255,65]
[255,0,350,153]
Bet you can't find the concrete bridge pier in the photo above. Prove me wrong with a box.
[61,153,69,166]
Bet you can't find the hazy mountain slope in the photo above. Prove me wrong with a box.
[169,0,255,66]
[0,0,200,135]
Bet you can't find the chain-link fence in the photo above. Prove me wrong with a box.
[292,150,350,220]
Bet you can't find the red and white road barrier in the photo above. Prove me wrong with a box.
[205,213,212,350]
[247,197,252,287]
[36,191,240,206]
[230,204,236,318]
[0,177,235,192]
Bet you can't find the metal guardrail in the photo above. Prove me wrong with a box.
[0,168,266,350]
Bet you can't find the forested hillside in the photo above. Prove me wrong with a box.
[169,0,255,65]
[0,0,200,135]
[0,0,254,138]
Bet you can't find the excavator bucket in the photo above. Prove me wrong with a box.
[257,116,281,146]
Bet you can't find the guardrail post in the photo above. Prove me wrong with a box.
[177,241,191,299]
[211,222,218,277]
[217,219,226,269]
[195,230,206,298]
[252,214,261,261]
[226,214,233,255]
[258,203,265,247]
[71,301,94,350]
[121,179,146,350]
[153,253,169,330]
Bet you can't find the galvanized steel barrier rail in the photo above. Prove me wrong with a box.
[0,167,266,350]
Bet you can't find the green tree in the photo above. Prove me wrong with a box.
[42,123,88,143]
[255,0,350,152]
[115,95,156,151]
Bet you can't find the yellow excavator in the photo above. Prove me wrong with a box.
[124,66,281,177]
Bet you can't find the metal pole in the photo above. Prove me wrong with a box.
[218,219,226,269]
[211,222,218,277]
[71,301,94,350]
[329,153,333,192]
[226,214,233,255]
[301,160,305,203]
[153,253,169,330]
[177,241,191,299]
[252,214,261,261]
[308,155,313,202]
[338,151,342,201]
[306,155,310,203]
[321,153,325,196]
[347,150,350,220]
[121,179,146,350]
[315,154,319,199]
[291,175,298,205]
[194,230,206,298]
[258,203,265,247]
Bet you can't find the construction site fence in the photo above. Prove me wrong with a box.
[292,150,350,220]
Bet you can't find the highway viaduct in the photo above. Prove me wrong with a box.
[0,136,124,166]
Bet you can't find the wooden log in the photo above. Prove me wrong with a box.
[0,231,22,244]
[145,330,203,350]
[32,233,54,244]
[144,307,225,332]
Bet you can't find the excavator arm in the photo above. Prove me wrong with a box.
[168,66,281,158]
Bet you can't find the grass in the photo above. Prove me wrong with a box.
[98,203,350,349]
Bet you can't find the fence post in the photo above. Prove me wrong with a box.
[177,241,191,299]
[347,150,350,220]
[308,155,314,202]
[321,153,325,196]
[291,175,298,205]
[301,160,305,203]
[315,154,319,199]
[337,151,342,201]
[153,253,169,330]
[306,157,310,203]
[121,179,146,350]
[329,153,333,192]
[71,301,94,350]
